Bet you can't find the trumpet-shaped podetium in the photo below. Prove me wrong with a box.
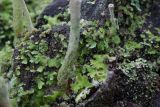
[57,0,82,89]
[12,0,34,37]
[0,77,12,107]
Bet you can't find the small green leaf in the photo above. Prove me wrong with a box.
[48,58,60,68]
[44,91,63,102]
[125,41,142,52]
[37,80,44,89]
[89,42,97,49]
[71,74,92,92]
[37,66,44,72]
[112,35,121,45]
[22,59,28,64]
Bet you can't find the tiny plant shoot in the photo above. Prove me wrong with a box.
[12,0,34,37]
[57,0,82,89]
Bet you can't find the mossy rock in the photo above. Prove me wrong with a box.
[77,59,160,107]
[11,0,160,107]
[36,0,110,27]
[13,25,69,90]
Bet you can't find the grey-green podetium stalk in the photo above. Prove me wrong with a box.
[12,0,34,37]
[108,4,119,31]
[0,77,12,107]
[57,0,82,89]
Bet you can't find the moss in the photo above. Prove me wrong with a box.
[12,26,68,106]
[10,0,160,106]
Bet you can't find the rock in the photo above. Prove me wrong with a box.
[35,0,110,27]
[77,59,160,107]
[152,92,160,107]
[113,101,142,107]
[36,0,69,27]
